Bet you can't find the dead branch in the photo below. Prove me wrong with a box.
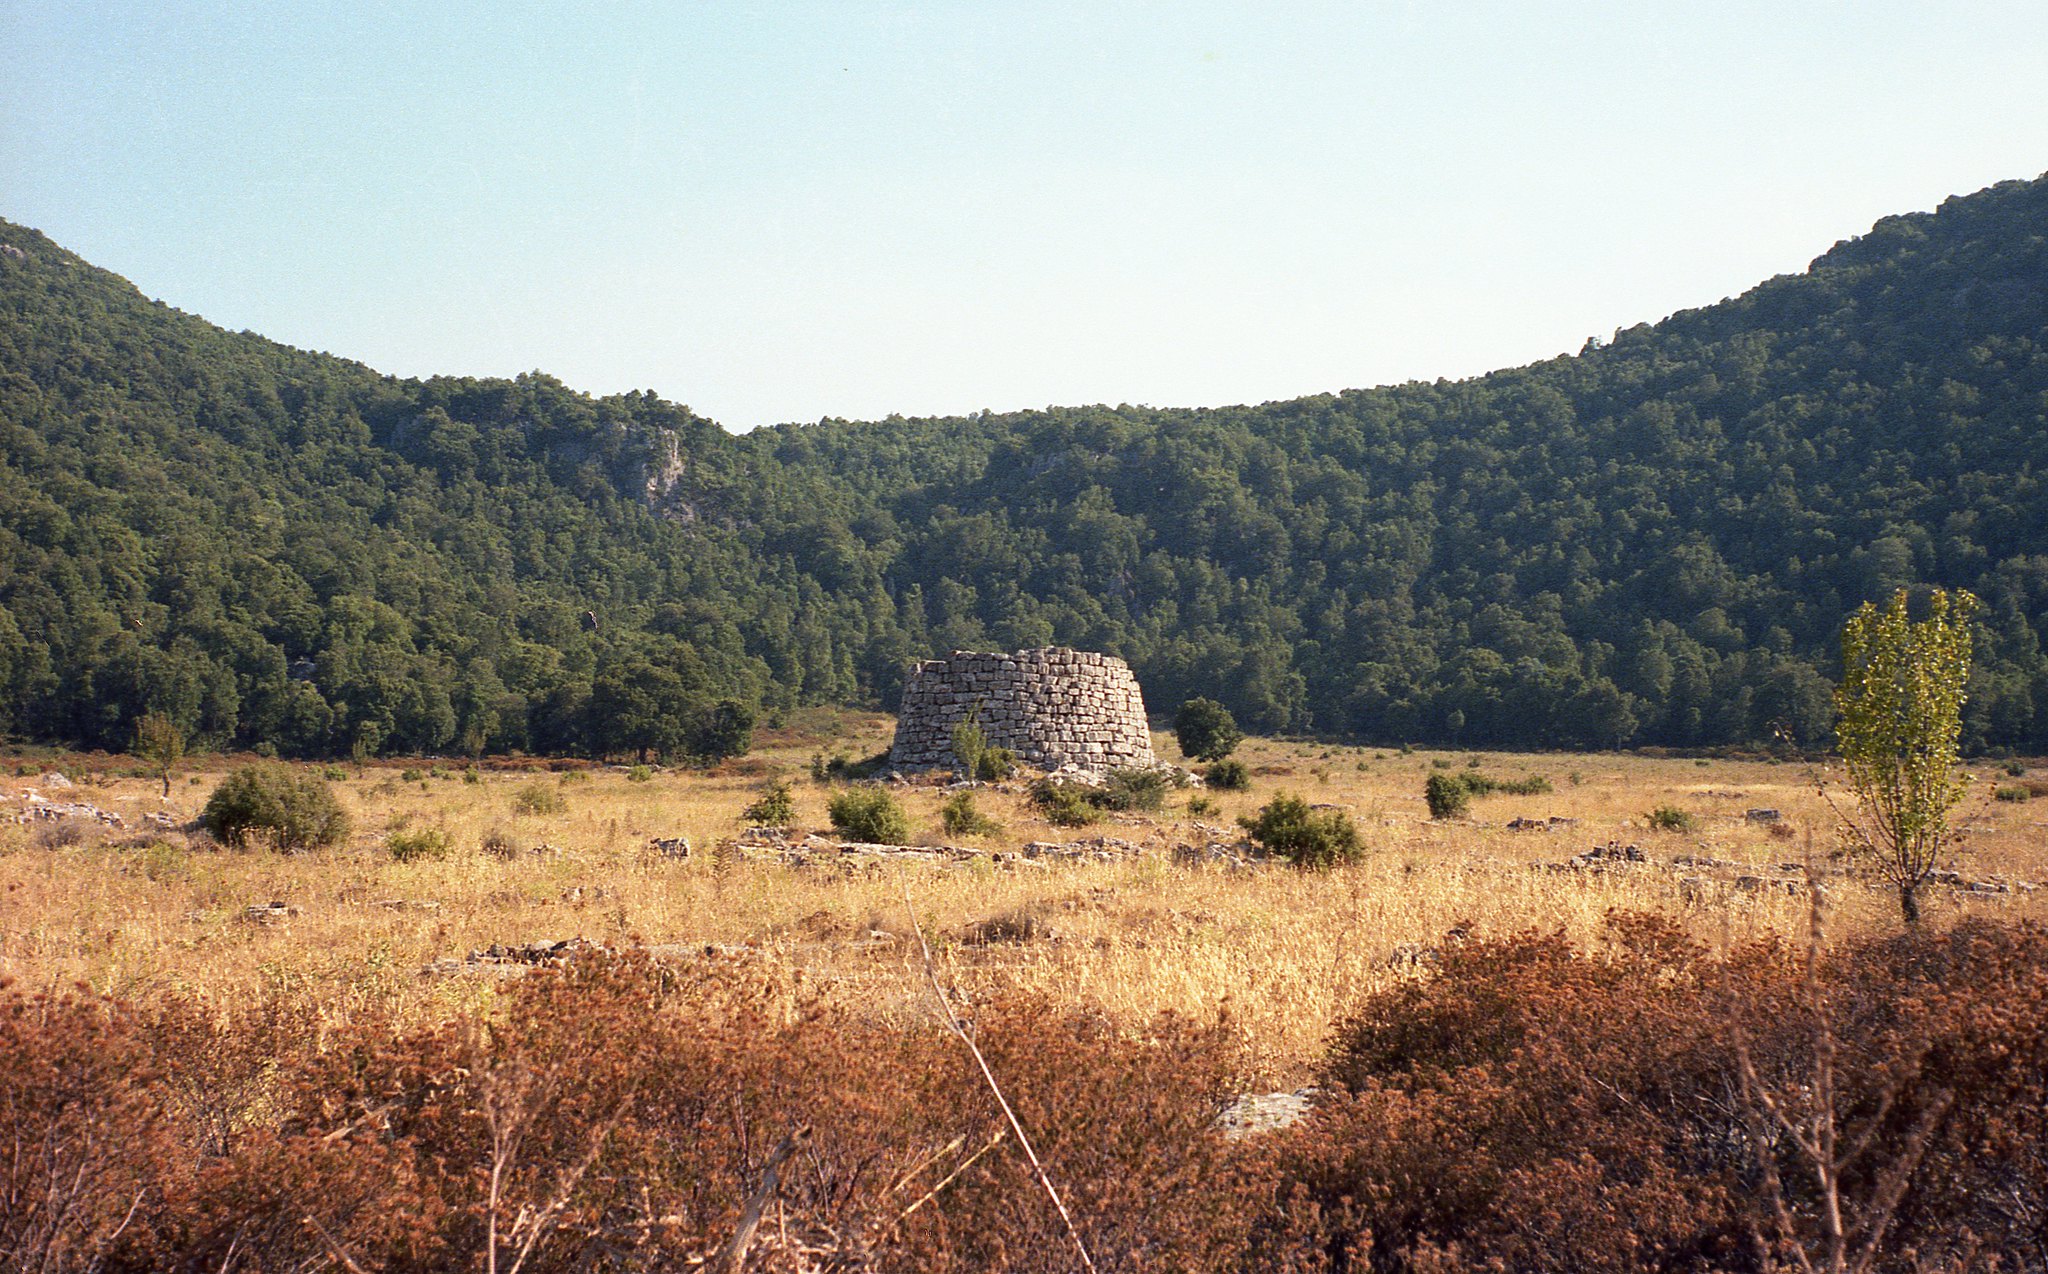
[709,1124,811,1274]
[901,872,1099,1274]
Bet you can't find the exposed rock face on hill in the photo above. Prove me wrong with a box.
[888,647,1155,775]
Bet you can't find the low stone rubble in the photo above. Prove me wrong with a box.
[419,937,605,978]
[1519,840,2039,900]
[14,794,127,828]
[1534,841,1646,873]
[711,826,1181,872]
[1216,1088,1319,1139]
[1504,816,1578,831]
[243,901,300,926]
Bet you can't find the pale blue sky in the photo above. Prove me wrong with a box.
[5,2,2046,430]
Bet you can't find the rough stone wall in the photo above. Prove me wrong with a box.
[888,648,1157,774]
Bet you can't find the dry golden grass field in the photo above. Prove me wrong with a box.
[4,711,2044,1086]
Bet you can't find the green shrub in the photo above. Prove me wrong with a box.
[1174,698,1243,762]
[811,750,886,783]
[1186,794,1219,818]
[1425,772,1471,820]
[201,763,352,853]
[400,768,424,782]
[462,767,481,785]
[1647,805,1697,832]
[1094,767,1170,812]
[1206,759,1251,791]
[1030,780,1100,828]
[828,786,912,843]
[951,714,988,779]
[627,764,653,783]
[1994,785,2030,803]
[2005,760,2027,777]
[941,791,1002,837]
[742,779,798,827]
[321,766,350,782]
[1239,793,1364,868]
[386,826,452,863]
[514,783,566,816]
[1425,771,1549,818]
[976,746,1017,782]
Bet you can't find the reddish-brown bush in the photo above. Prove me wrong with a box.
[1255,912,2048,1274]
[4,916,2042,1272]
[0,984,180,1272]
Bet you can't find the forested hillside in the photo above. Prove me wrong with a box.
[3,173,2047,757]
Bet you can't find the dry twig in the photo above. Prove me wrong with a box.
[901,873,1099,1273]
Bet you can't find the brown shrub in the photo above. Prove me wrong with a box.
[0,986,181,1272]
[5,916,2043,1271]
[1254,912,2048,1273]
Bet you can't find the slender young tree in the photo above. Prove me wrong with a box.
[1831,587,1976,926]
[133,711,186,799]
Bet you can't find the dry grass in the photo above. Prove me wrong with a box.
[4,717,2043,1085]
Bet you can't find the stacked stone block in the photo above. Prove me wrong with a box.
[888,648,1156,775]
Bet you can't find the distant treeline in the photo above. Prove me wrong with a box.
[2,173,2047,757]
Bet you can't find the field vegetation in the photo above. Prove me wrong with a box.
[3,712,2045,1268]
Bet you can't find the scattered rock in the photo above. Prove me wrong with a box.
[18,797,125,828]
[1745,808,1782,823]
[962,910,1057,945]
[1216,1088,1318,1139]
[243,901,300,926]
[421,937,605,977]
[1172,840,1260,869]
[1580,842,1646,863]
[1018,836,1145,862]
[648,836,691,859]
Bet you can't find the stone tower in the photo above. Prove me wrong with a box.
[887,647,1156,775]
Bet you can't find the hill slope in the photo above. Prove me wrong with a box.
[3,174,2047,756]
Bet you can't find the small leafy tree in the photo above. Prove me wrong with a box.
[1832,587,1977,926]
[742,779,797,827]
[1646,805,1697,833]
[941,790,1001,837]
[1424,772,1471,820]
[1238,793,1363,869]
[133,711,186,799]
[1174,698,1243,762]
[688,698,755,763]
[201,763,351,853]
[1205,758,1250,791]
[976,745,1017,782]
[1029,779,1100,828]
[951,708,988,781]
[828,786,911,844]
[386,826,452,863]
